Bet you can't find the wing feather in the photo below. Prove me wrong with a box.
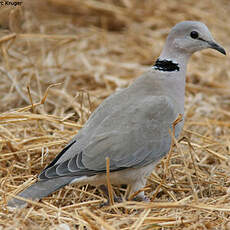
[38,95,180,180]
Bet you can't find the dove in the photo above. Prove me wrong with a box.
[8,21,226,207]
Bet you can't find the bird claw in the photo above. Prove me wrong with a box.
[132,196,150,202]
[99,196,123,207]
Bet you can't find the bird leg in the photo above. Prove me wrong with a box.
[127,180,150,202]
[99,185,122,206]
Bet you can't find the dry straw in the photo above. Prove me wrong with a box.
[0,0,230,229]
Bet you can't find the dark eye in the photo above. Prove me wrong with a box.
[190,31,199,39]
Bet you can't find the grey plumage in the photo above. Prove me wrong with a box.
[7,177,74,208]
[8,21,225,207]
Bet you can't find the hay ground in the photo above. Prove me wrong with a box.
[0,0,230,229]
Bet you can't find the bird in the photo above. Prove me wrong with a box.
[7,21,226,208]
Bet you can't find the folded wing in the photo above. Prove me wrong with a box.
[39,95,179,180]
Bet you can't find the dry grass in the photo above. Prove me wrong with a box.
[0,0,230,229]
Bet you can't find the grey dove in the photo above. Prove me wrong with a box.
[8,21,226,207]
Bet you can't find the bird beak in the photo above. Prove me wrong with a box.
[208,41,226,55]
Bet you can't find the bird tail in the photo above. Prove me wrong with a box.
[7,177,74,208]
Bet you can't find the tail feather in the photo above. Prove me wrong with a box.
[7,177,74,208]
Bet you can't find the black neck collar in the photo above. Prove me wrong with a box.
[153,59,180,72]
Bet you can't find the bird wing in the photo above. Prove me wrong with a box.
[39,95,179,180]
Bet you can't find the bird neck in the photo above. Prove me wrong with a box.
[153,59,180,72]
[152,50,191,115]
[157,46,191,73]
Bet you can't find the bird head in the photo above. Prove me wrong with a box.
[167,21,226,55]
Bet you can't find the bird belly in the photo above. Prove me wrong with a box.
[70,161,158,186]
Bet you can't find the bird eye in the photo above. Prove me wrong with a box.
[190,31,199,39]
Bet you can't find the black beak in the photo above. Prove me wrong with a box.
[208,41,226,55]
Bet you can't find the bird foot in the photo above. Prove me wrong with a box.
[132,196,150,202]
[99,196,123,207]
